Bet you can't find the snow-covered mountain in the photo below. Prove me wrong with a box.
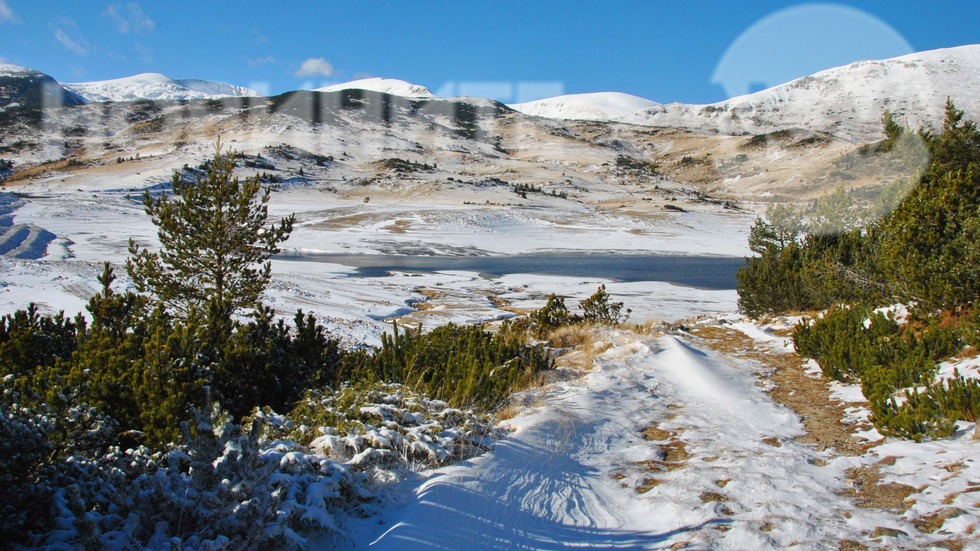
[617,45,980,141]
[0,63,86,111]
[510,92,659,121]
[0,63,36,77]
[64,73,259,102]
[314,77,433,98]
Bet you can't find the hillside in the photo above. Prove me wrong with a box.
[511,45,980,143]
[622,45,980,142]
[0,63,85,112]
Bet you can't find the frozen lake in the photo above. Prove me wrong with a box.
[275,253,745,290]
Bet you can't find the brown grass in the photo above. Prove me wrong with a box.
[4,158,80,184]
[412,289,441,311]
[493,403,523,422]
[869,526,907,538]
[700,491,731,503]
[636,478,663,494]
[643,425,674,442]
[547,325,612,371]
[913,508,965,534]
[383,219,411,233]
[634,438,691,478]
[956,345,979,360]
[311,212,382,229]
[840,465,915,510]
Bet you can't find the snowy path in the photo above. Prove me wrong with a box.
[346,332,894,550]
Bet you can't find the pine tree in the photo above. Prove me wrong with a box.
[580,284,630,325]
[127,141,295,321]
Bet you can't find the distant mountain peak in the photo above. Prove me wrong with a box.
[64,73,259,102]
[314,77,433,98]
[510,92,659,121]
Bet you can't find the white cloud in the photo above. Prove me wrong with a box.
[295,57,334,77]
[105,2,155,34]
[0,0,16,23]
[55,25,91,56]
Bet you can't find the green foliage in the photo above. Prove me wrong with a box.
[794,307,966,440]
[736,240,808,317]
[881,110,904,149]
[738,101,980,317]
[529,286,630,334]
[127,141,295,321]
[0,374,119,545]
[871,373,979,441]
[282,381,502,467]
[212,306,342,420]
[579,284,631,325]
[343,322,552,409]
[531,294,579,334]
[3,263,344,448]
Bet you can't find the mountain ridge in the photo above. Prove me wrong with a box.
[64,73,259,102]
[511,44,980,141]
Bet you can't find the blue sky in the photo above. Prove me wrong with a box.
[0,1,977,103]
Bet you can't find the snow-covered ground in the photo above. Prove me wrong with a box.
[4,171,978,550]
[0,165,750,346]
[342,324,979,550]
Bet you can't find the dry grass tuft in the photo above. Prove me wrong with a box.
[869,526,907,538]
[383,219,411,233]
[841,465,916,510]
[699,491,731,503]
[913,508,965,534]
[547,324,612,371]
[636,478,663,494]
[643,425,674,442]
[546,323,597,348]
[493,403,523,422]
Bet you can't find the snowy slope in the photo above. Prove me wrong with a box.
[510,91,659,121]
[349,330,980,549]
[0,63,86,109]
[64,73,258,102]
[314,77,433,98]
[620,45,980,141]
[0,63,40,77]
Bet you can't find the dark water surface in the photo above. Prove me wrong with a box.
[276,253,745,290]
